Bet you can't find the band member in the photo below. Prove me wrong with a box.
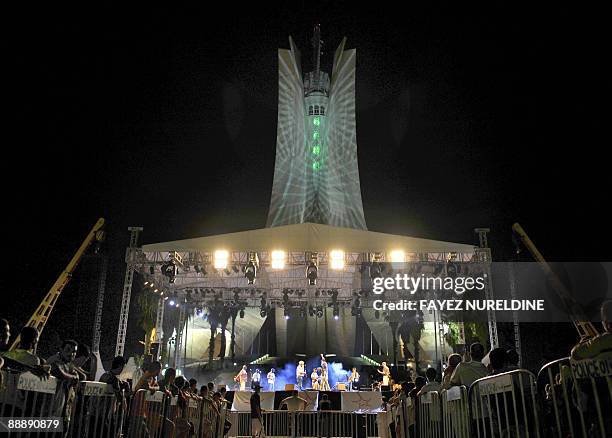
[234,365,248,391]
[296,360,306,390]
[267,368,276,392]
[319,354,331,391]
[348,367,360,391]
[377,361,391,387]
[251,368,261,390]
[311,368,320,390]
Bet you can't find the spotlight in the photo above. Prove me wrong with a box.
[271,250,286,269]
[260,308,267,318]
[333,307,339,320]
[161,261,177,284]
[284,308,290,320]
[244,253,259,285]
[306,253,318,286]
[214,250,229,270]
[390,250,406,263]
[316,306,324,318]
[144,281,149,286]
[175,303,180,308]
[169,300,175,306]
[330,250,345,270]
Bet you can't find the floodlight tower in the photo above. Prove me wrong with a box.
[267,26,367,229]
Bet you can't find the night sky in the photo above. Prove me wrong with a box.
[3,4,608,355]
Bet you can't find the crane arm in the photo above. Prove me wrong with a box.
[10,218,105,351]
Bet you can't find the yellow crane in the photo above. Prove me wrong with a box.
[512,223,599,340]
[10,218,106,351]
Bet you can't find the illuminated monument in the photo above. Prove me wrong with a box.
[267,25,367,230]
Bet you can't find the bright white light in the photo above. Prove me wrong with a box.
[271,250,286,269]
[334,315,339,320]
[169,300,175,306]
[390,250,406,263]
[175,303,180,308]
[330,250,345,270]
[214,250,229,269]
[284,315,290,320]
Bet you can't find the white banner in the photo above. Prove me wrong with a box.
[341,391,382,413]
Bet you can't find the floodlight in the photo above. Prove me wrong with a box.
[390,250,406,263]
[271,250,286,269]
[330,250,345,270]
[214,250,229,270]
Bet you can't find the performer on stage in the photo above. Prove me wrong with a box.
[319,354,331,391]
[267,368,276,392]
[377,361,391,387]
[296,360,306,390]
[251,368,261,390]
[311,368,320,390]
[234,365,248,391]
[348,367,360,391]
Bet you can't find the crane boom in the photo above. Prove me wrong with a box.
[512,223,599,340]
[10,218,106,350]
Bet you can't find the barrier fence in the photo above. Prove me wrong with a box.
[538,356,612,438]
[2,360,610,437]
[0,370,227,438]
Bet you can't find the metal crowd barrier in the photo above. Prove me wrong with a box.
[440,386,469,438]
[227,410,381,438]
[127,389,167,438]
[469,369,540,438]
[538,356,612,438]
[67,380,126,438]
[417,391,441,438]
[0,370,61,437]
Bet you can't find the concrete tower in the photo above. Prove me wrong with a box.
[267,26,367,230]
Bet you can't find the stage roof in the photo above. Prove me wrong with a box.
[142,222,475,254]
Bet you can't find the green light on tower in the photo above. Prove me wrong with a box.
[312,131,319,140]
[313,117,320,126]
[312,145,321,155]
[312,161,320,170]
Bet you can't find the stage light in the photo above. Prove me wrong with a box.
[306,253,318,285]
[333,307,339,319]
[144,281,149,286]
[271,250,286,269]
[316,306,324,318]
[390,250,406,263]
[169,300,175,306]
[175,303,180,308]
[284,308,290,320]
[214,250,229,270]
[330,250,345,270]
[154,289,159,293]
[244,253,259,285]
[161,261,177,284]
[260,309,267,318]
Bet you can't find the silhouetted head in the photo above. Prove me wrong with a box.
[489,348,507,372]
[425,367,437,381]
[19,326,39,351]
[470,343,485,361]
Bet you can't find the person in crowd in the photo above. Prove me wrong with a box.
[199,384,209,399]
[571,300,612,360]
[267,368,276,391]
[488,348,508,375]
[74,343,92,379]
[2,326,43,367]
[441,354,462,389]
[250,383,263,438]
[99,356,129,415]
[296,360,306,390]
[280,389,309,411]
[0,318,10,351]
[133,361,161,393]
[318,393,333,438]
[418,367,441,395]
[449,342,488,387]
[47,339,84,381]
[236,365,248,391]
[158,367,178,396]
[188,378,198,395]
[506,349,520,370]
[207,381,215,394]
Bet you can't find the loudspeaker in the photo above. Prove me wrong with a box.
[285,384,295,390]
